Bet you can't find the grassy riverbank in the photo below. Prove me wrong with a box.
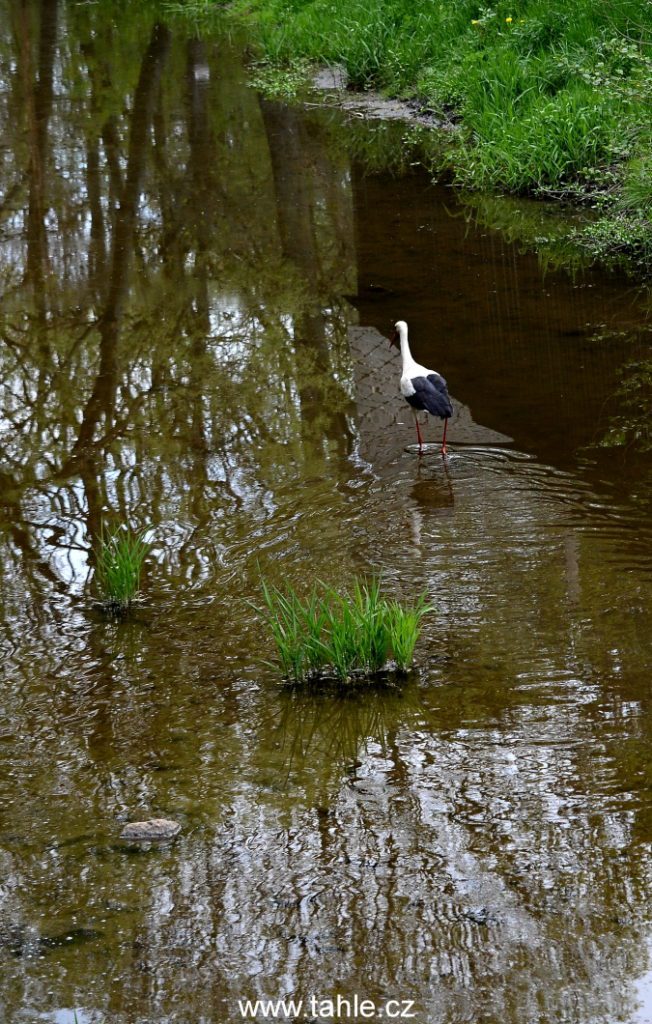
[173,0,652,276]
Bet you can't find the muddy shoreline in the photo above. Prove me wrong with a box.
[310,65,454,128]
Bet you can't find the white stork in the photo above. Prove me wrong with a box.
[390,320,453,455]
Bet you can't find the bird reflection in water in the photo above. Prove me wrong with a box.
[407,457,455,550]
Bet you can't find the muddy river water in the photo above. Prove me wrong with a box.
[1,3,652,1023]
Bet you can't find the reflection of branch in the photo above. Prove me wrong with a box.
[63,23,171,470]
[261,99,355,454]
[80,39,108,294]
[0,179,26,226]
[0,329,28,354]
[58,318,102,375]
[24,0,59,300]
[106,24,171,323]
[101,116,124,206]
[0,472,69,597]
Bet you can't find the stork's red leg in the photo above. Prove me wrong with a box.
[414,411,424,453]
[440,417,449,456]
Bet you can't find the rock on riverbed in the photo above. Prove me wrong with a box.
[120,819,181,841]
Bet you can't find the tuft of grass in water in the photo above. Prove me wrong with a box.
[258,578,433,684]
[315,598,361,682]
[383,594,432,671]
[260,579,307,682]
[350,578,391,674]
[94,525,150,612]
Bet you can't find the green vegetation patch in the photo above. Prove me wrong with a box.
[176,0,652,275]
[257,577,433,684]
[248,57,314,99]
[599,358,652,452]
[94,525,150,613]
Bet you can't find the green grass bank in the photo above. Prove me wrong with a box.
[173,0,652,276]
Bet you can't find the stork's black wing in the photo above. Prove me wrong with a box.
[427,372,448,393]
[409,375,453,419]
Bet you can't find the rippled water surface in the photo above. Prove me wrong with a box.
[1,3,652,1023]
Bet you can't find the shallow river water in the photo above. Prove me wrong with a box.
[1,3,652,1023]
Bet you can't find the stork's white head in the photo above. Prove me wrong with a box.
[390,320,408,349]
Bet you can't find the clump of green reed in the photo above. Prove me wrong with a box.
[383,594,432,671]
[94,525,150,612]
[259,579,308,681]
[258,578,432,684]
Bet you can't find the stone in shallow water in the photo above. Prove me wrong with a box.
[120,819,181,841]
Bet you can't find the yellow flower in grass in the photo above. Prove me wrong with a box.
[505,15,513,22]
[471,18,480,24]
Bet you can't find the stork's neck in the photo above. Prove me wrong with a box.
[397,323,413,368]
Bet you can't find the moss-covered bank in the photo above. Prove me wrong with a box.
[171,0,652,278]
